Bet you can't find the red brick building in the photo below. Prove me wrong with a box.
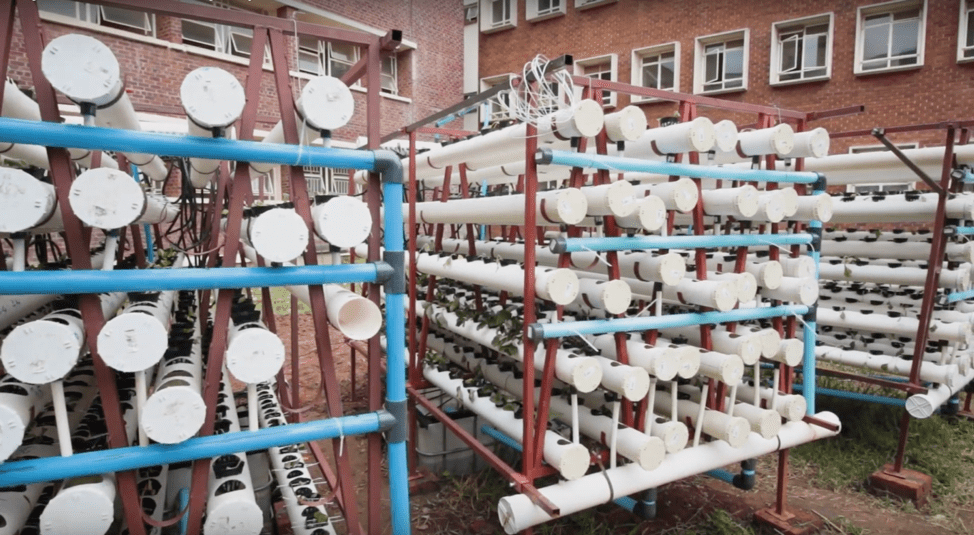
[5,0,464,197]
[468,0,973,155]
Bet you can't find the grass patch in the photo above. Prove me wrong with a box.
[250,286,311,316]
[792,387,974,516]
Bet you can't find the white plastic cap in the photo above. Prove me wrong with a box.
[141,386,206,444]
[249,208,309,263]
[226,328,285,383]
[70,168,146,230]
[98,314,168,372]
[1,320,82,384]
[0,167,56,233]
[313,196,373,248]
[42,34,122,105]
[181,67,246,129]
[299,75,355,131]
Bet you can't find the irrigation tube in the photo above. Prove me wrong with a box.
[0,117,377,170]
[0,411,394,488]
[0,263,385,294]
[550,233,813,254]
[528,305,809,340]
[536,148,822,184]
[496,413,841,533]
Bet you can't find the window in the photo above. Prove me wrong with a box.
[381,56,398,95]
[631,43,679,102]
[575,0,618,9]
[252,173,276,200]
[37,0,155,36]
[846,143,918,193]
[304,167,349,196]
[575,54,617,107]
[527,0,565,21]
[480,0,517,33]
[855,1,926,74]
[480,74,515,124]
[958,0,974,61]
[297,37,364,85]
[694,30,748,94]
[771,14,832,85]
[181,1,254,59]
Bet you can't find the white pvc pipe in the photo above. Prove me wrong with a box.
[241,245,381,340]
[226,317,286,385]
[711,271,758,303]
[760,276,819,306]
[0,375,49,462]
[0,167,58,235]
[592,335,682,381]
[423,300,602,392]
[180,66,246,187]
[789,192,834,222]
[244,208,309,263]
[98,290,176,373]
[581,180,638,217]
[679,385,781,440]
[251,75,354,174]
[712,120,739,153]
[496,412,840,533]
[576,278,631,314]
[651,388,751,447]
[818,262,970,290]
[204,374,264,535]
[312,195,373,248]
[625,117,717,158]
[660,325,762,366]
[42,34,168,182]
[816,346,960,389]
[142,315,205,444]
[411,188,588,226]
[734,383,807,422]
[697,350,745,385]
[661,278,738,312]
[701,186,760,218]
[818,308,972,344]
[632,177,699,213]
[829,192,974,224]
[256,382,334,535]
[801,145,974,186]
[424,364,591,480]
[604,106,648,143]
[906,368,974,419]
[786,127,830,159]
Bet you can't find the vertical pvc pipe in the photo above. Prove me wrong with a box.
[803,180,823,415]
[382,177,411,535]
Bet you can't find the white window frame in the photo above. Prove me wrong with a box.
[770,13,833,86]
[631,42,679,102]
[575,53,618,108]
[479,73,516,125]
[694,29,749,95]
[480,0,517,33]
[854,0,926,75]
[37,0,155,36]
[845,143,919,193]
[296,37,363,88]
[526,0,565,22]
[380,55,399,95]
[574,0,619,10]
[958,0,974,62]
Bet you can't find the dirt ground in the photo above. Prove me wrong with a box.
[272,311,974,534]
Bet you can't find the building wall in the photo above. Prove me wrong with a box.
[477,0,973,153]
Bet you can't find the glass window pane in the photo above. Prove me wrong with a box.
[229,30,252,56]
[659,60,674,89]
[807,23,829,35]
[37,0,78,18]
[493,0,506,22]
[893,8,920,20]
[705,52,720,83]
[643,65,660,89]
[182,20,217,47]
[299,50,320,74]
[864,13,891,26]
[727,39,744,49]
[780,37,798,72]
[863,25,888,61]
[331,42,358,63]
[891,19,919,57]
[100,6,148,31]
[725,48,743,79]
[808,34,827,68]
[299,36,318,52]
[968,11,974,48]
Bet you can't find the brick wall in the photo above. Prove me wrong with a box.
[478,0,973,153]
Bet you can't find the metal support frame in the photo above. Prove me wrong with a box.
[0,2,410,533]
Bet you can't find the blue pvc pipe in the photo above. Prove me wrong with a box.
[946,287,974,303]
[0,117,378,170]
[177,488,189,535]
[129,164,155,264]
[706,469,736,484]
[614,496,637,512]
[792,384,906,408]
[382,179,411,535]
[556,233,812,254]
[953,227,974,235]
[533,305,809,339]
[540,149,821,184]
[802,319,817,415]
[0,411,393,487]
[0,263,382,295]
[480,425,523,452]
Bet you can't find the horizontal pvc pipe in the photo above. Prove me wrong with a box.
[539,149,820,184]
[906,368,974,418]
[815,346,960,389]
[660,325,762,365]
[651,390,751,447]
[0,263,382,294]
[552,233,813,254]
[829,193,974,224]
[592,335,687,381]
[604,106,648,143]
[800,145,974,186]
[532,305,808,339]
[818,262,970,291]
[680,385,781,439]
[312,195,373,248]
[0,376,49,462]
[661,278,738,312]
[0,409,392,488]
[625,117,717,158]
[786,128,831,159]
[817,308,972,344]
[496,412,840,533]
[0,117,378,170]
[821,240,974,263]
[793,384,905,408]
[735,384,806,422]
[633,178,699,213]
[411,188,588,226]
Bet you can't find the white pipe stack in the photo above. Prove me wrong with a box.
[422,300,602,393]
[712,124,796,164]
[42,34,169,182]
[829,192,974,224]
[252,75,355,174]
[180,67,246,187]
[818,262,971,290]
[591,335,684,381]
[661,278,738,312]
[817,308,972,344]
[495,413,841,534]
[424,363,591,480]
[679,385,781,440]
[660,325,763,365]
[256,382,336,535]
[1,79,119,171]
[203,373,264,535]
[632,178,699,213]
[651,388,751,447]
[410,188,589,226]
[801,144,974,186]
